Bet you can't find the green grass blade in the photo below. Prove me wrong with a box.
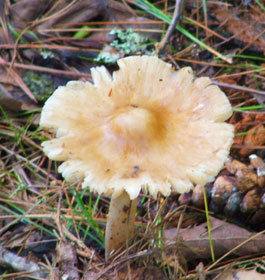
[233,105,264,112]
[73,25,91,39]
[67,184,104,247]
[254,0,265,11]
[0,203,56,237]
[203,185,215,262]
[233,54,265,62]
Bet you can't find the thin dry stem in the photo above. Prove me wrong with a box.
[156,0,183,55]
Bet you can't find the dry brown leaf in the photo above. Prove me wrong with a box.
[255,114,265,123]
[38,0,109,30]
[215,7,265,53]
[10,0,52,24]
[232,114,254,149]
[118,266,166,280]
[164,217,265,261]
[0,83,22,111]
[56,241,79,280]
[239,124,265,156]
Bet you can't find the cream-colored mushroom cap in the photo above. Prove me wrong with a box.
[40,55,234,200]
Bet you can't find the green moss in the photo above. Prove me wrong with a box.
[23,71,54,102]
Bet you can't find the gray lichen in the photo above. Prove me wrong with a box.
[96,28,154,63]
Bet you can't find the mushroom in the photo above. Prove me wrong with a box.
[39,55,234,260]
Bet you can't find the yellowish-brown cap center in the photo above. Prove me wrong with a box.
[111,106,156,137]
[104,105,159,150]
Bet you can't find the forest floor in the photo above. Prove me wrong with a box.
[0,0,265,279]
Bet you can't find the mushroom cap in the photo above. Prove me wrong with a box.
[40,56,234,200]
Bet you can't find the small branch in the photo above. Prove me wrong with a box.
[0,56,91,79]
[212,81,265,97]
[156,0,183,55]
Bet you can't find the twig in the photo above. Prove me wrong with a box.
[0,57,91,79]
[212,81,265,97]
[184,16,226,40]
[156,0,183,55]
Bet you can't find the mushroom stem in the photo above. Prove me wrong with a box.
[105,191,137,261]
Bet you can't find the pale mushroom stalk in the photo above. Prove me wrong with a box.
[105,191,137,260]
